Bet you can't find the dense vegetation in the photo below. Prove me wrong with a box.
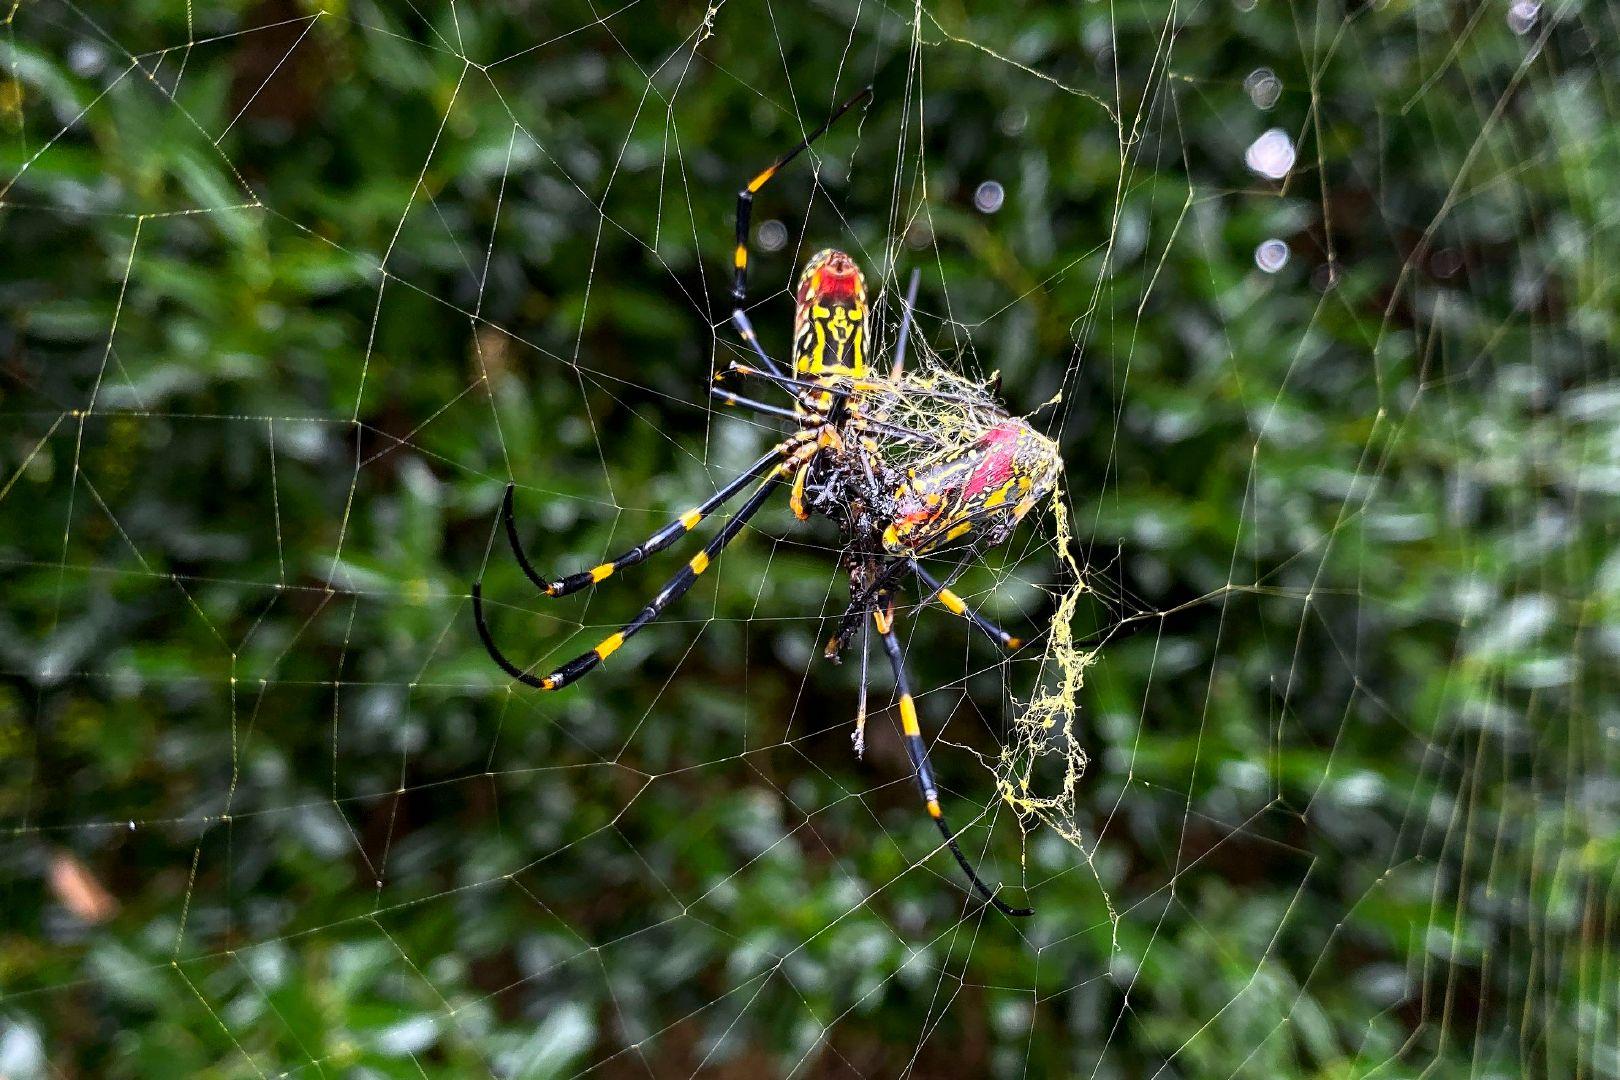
[2,1,1616,1076]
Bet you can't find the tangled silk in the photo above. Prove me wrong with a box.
[862,361,1093,848]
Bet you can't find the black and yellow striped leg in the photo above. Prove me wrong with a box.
[873,596,1033,917]
[715,364,856,398]
[497,443,796,600]
[728,307,787,381]
[536,475,784,691]
[909,561,1024,650]
[731,85,873,305]
[471,588,550,688]
[710,385,804,425]
[475,451,808,691]
[716,366,947,451]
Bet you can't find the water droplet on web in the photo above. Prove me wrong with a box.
[973,180,1006,214]
[758,219,788,253]
[68,43,105,76]
[999,106,1028,136]
[1254,238,1290,273]
[1245,128,1295,180]
[1507,0,1539,34]
[1244,68,1282,109]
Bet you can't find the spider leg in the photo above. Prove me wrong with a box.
[718,364,986,425]
[710,385,804,426]
[909,560,1024,650]
[473,445,814,691]
[890,268,921,382]
[497,434,811,599]
[789,461,813,520]
[717,366,945,449]
[872,593,1033,917]
[715,364,852,396]
[731,85,873,307]
[727,307,787,382]
[823,558,912,661]
[853,620,870,759]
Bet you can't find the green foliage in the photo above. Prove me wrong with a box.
[2,0,1617,1076]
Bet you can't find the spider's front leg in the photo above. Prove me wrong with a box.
[728,85,872,380]
[474,438,822,691]
[834,555,888,760]
[494,437,804,599]
[474,430,824,690]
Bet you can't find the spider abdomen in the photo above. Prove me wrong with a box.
[793,249,869,380]
[880,419,1061,555]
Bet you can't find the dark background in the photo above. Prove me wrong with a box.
[2,0,1616,1076]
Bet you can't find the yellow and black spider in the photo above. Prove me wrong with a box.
[473,88,1061,917]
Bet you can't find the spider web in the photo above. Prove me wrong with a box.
[1,0,1617,1075]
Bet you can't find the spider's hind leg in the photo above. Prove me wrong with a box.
[711,385,804,426]
[910,560,1025,650]
[872,591,1034,917]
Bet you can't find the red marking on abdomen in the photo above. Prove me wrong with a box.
[962,423,1021,498]
[799,268,862,306]
[818,268,861,300]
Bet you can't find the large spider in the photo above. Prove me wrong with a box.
[473,88,1061,917]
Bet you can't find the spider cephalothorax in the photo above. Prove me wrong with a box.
[473,87,1061,918]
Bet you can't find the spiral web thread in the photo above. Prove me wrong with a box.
[0,0,1615,1076]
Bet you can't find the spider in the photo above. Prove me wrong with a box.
[472,87,1061,917]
